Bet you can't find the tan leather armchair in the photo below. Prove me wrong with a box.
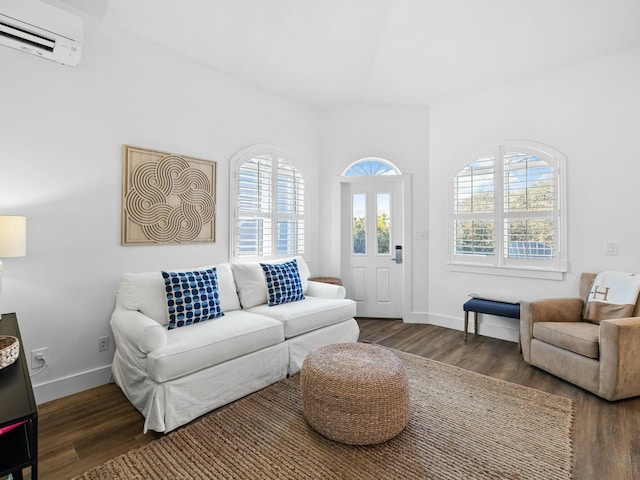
[521,273,640,400]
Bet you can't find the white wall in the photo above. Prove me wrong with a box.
[0,14,319,402]
[428,46,640,341]
[318,103,430,315]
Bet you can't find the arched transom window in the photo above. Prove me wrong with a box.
[342,158,401,177]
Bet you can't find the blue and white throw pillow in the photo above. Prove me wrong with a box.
[260,259,305,306]
[162,268,224,330]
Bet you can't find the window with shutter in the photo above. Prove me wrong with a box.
[451,141,566,276]
[232,146,305,261]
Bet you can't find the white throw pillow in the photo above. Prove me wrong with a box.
[232,256,310,308]
[119,271,168,325]
[119,263,242,325]
[213,263,242,312]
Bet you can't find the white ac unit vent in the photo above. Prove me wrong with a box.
[0,0,83,66]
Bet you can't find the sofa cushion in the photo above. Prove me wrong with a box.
[232,256,310,308]
[162,268,224,330]
[260,259,305,306]
[119,263,241,326]
[533,321,600,359]
[147,310,285,382]
[211,263,242,312]
[247,296,356,339]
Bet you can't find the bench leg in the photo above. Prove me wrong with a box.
[464,311,469,341]
[465,311,480,341]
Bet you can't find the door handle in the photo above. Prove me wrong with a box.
[391,245,403,264]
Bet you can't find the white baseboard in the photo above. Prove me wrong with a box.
[32,364,112,404]
[401,311,430,323]
[403,311,519,344]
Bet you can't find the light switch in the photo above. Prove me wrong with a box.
[605,241,619,255]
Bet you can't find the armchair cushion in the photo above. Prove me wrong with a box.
[533,321,599,359]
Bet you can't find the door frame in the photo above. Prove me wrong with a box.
[337,174,412,320]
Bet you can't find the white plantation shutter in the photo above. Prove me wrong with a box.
[237,156,272,257]
[453,156,496,259]
[451,141,566,273]
[276,158,305,256]
[233,147,305,260]
[503,151,555,261]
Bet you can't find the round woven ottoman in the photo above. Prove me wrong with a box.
[300,343,410,445]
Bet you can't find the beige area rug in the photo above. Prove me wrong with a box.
[75,350,573,480]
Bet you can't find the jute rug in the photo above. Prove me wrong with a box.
[75,349,573,479]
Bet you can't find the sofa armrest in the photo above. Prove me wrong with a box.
[110,307,167,355]
[599,316,640,400]
[306,280,346,299]
[520,298,583,362]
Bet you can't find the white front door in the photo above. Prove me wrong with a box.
[341,178,403,318]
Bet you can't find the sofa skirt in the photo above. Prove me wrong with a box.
[112,341,289,433]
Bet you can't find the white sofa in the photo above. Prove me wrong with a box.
[110,256,359,433]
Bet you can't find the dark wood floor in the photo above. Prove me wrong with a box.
[21,319,640,479]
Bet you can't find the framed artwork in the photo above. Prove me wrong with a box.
[122,145,217,245]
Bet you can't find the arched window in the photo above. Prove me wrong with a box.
[231,145,304,261]
[451,141,566,275]
[342,158,401,177]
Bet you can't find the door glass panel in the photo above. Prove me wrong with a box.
[377,192,391,255]
[352,193,366,255]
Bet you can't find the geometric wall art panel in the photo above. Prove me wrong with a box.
[122,145,217,245]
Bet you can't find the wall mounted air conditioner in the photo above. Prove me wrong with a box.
[0,0,83,66]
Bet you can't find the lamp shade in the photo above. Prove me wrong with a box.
[0,216,27,258]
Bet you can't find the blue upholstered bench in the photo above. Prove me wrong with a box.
[463,298,520,343]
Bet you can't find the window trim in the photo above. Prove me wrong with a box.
[230,144,305,262]
[448,140,567,279]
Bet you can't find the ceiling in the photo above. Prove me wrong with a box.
[60,0,640,109]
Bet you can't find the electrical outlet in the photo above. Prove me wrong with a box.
[31,347,47,370]
[98,336,109,352]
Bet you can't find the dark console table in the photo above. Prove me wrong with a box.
[0,312,38,479]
